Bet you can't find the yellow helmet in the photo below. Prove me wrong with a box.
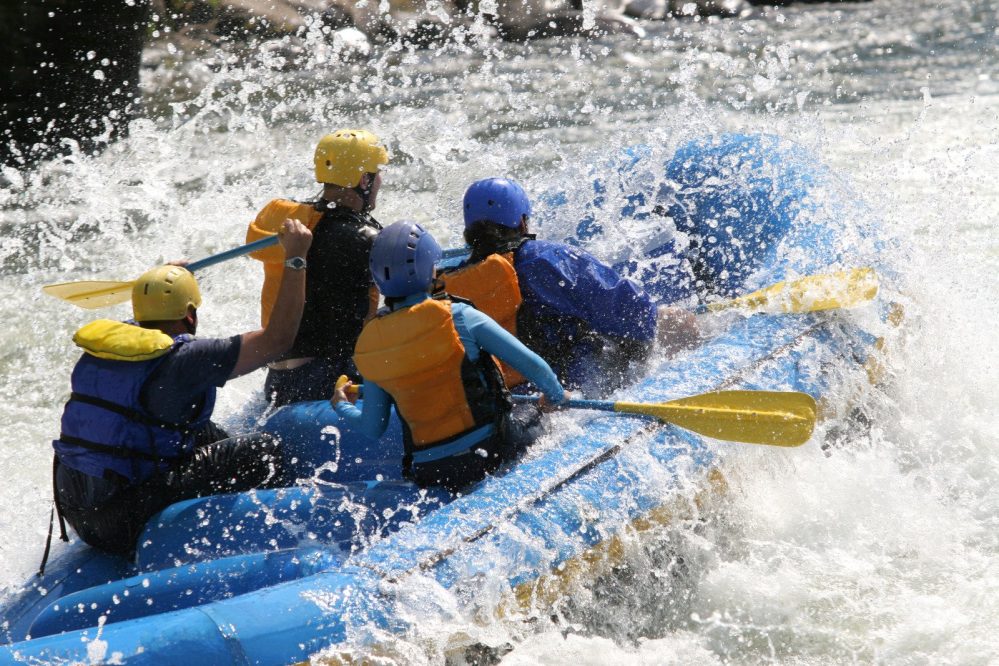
[313,129,389,187]
[131,265,202,322]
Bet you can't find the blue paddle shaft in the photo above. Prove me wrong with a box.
[511,394,615,412]
[187,237,460,275]
[441,246,470,260]
[187,236,280,273]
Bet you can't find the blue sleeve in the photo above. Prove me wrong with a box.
[333,380,393,441]
[516,240,657,341]
[453,304,565,403]
[141,335,241,424]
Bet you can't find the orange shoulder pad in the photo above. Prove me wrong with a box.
[440,253,522,332]
[246,199,323,264]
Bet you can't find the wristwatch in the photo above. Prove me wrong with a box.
[284,256,307,271]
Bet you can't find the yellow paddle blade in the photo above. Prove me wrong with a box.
[706,268,880,315]
[42,280,135,310]
[615,390,817,447]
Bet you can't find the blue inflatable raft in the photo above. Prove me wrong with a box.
[0,134,899,664]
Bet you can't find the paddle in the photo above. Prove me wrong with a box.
[695,267,879,315]
[338,375,815,447]
[441,246,470,260]
[513,389,817,447]
[441,246,879,316]
[42,236,280,310]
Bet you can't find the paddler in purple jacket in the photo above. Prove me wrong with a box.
[438,177,698,392]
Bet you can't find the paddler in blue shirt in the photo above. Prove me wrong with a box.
[331,220,567,491]
[49,220,313,560]
[438,177,697,392]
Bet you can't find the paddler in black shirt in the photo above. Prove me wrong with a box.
[246,129,388,405]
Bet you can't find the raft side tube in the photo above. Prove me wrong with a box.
[264,399,406,484]
[0,548,132,645]
[28,546,342,638]
[135,482,451,571]
[1,566,395,665]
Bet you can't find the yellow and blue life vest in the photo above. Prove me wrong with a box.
[52,320,215,484]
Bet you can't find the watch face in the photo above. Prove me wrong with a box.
[286,256,307,270]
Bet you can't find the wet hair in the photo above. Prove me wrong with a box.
[463,221,523,263]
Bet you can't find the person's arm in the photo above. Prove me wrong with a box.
[365,285,380,323]
[229,219,313,378]
[518,243,658,341]
[331,379,393,440]
[456,305,565,404]
[141,336,242,423]
[657,306,701,356]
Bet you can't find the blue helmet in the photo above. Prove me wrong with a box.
[370,220,442,298]
[463,178,532,229]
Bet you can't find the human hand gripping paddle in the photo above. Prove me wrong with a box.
[42,236,280,309]
[525,269,854,445]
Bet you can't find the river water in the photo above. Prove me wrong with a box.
[1,0,997,662]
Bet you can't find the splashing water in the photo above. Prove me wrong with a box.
[1,0,997,662]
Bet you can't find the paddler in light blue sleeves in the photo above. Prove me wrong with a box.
[331,220,567,491]
[437,178,699,393]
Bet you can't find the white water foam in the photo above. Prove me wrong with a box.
[1,3,997,662]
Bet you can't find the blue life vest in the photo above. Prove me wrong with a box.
[53,334,215,484]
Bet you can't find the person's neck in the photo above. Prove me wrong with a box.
[321,185,364,212]
[387,291,429,310]
[470,233,526,263]
[140,321,189,337]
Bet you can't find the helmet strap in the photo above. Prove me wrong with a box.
[356,173,376,211]
[183,310,197,335]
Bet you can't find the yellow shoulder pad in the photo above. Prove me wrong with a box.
[246,199,324,264]
[73,320,175,362]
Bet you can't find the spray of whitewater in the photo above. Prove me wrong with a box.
[1,0,998,662]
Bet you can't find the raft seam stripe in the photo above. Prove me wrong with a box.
[710,319,826,392]
[193,605,252,665]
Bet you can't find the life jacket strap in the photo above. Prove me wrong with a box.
[57,434,183,463]
[410,423,497,465]
[39,456,69,578]
[434,291,472,306]
[69,391,187,431]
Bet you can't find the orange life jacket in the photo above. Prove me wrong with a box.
[438,253,526,388]
[353,297,507,448]
[245,199,324,326]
